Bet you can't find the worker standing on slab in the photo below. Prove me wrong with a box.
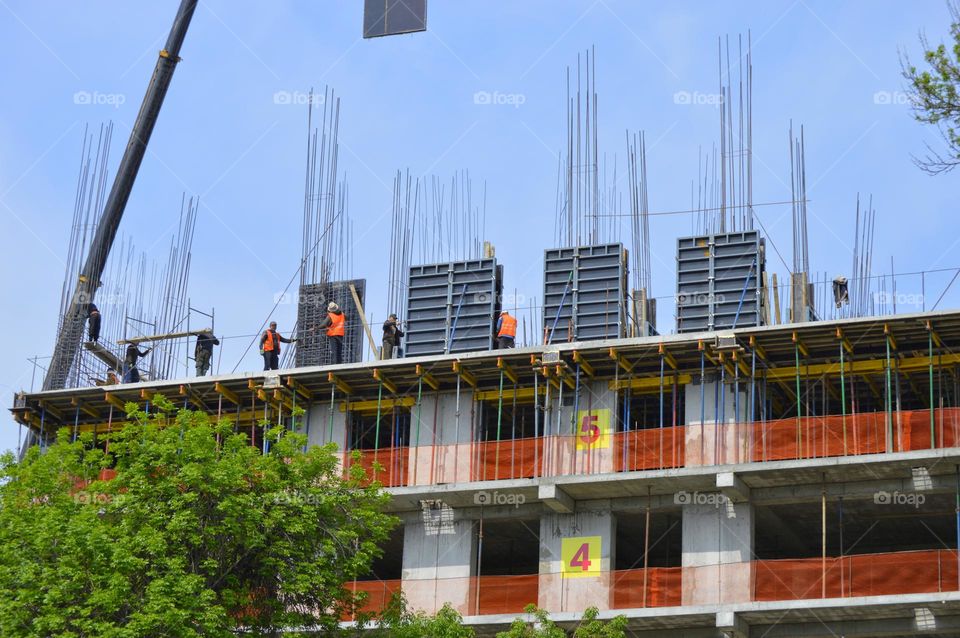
[194,332,220,376]
[87,304,101,343]
[496,310,517,349]
[260,321,295,371]
[122,343,152,383]
[317,302,346,364]
[381,313,404,360]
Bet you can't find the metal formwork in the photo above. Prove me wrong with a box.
[405,259,502,356]
[543,244,627,344]
[676,231,765,332]
[296,279,366,366]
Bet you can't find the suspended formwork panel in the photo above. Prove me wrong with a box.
[543,243,628,344]
[296,279,366,366]
[676,230,766,333]
[405,259,502,357]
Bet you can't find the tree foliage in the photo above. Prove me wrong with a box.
[902,0,960,174]
[495,605,628,638]
[0,397,396,637]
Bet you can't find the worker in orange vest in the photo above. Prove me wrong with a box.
[260,321,296,371]
[496,310,517,349]
[317,302,346,364]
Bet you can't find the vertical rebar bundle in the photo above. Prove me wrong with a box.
[386,169,487,323]
[47,123,199,388]
[695,33,754,235]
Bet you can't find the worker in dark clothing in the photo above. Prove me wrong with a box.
[122,343,152,383]
[87,304,101,343]
[317,302,346,364]
[195,332,220,376]
[260,321,296,371]
[496,310,517,349]
[381,313,403,360]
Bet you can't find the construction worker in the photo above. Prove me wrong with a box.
[122,343,152,383]
[260,321,296,371]
[381,313,404,360]
[317,302,346,364]
[194,332,220,376]
[496,310,517,349]
[87,304,101,343]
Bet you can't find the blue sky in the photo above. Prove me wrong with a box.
[2,1,959,453]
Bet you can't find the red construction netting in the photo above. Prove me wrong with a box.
[472,438,543,481]
[614,427,685,472]
[751,408,960,463]
[754,549,960,601]
[900,407,960,451]
[476,574,540,615]
[751,412,886,462]
[340,579,401,620]
[344,447,409,487]
[611,567,682,608]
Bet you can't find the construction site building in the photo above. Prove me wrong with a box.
[12,307,960,638]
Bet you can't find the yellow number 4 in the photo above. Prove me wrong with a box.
[561,536,601,578]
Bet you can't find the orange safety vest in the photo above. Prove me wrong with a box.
[263,329,280,352]
[327,312,345,337]
[498,314,517,338]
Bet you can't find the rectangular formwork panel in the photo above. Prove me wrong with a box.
[296,279,366,366]
[676,231,764,333]
[405,258,501,356]
[543,243,627,344]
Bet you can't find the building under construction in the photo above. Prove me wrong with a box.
[12,3,960,634]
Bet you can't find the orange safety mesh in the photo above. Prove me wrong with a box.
[750,408,960,463]
[476,574,539,615]
[751,412,886,461]
[614,427,685,472]
[611,567,682,608]
[754,549,960,601]
[899,407,960,451]
[472,437,543,481]
[340,579,401,620]
[344,447,409,487]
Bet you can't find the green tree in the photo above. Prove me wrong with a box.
[348,595,475,638]
[496,605,628,638]
[0,397,396,637]
[903,1,960,174]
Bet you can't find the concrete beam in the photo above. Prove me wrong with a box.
[717,472,750,503]
[538,483,574,514]
[715,610,748,638]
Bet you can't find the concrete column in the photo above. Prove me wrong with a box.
[544,379,617,477]
[684,374,749,466]
[538,501,615,612]
[402,511,477,614]
[306,398,348,468]
[411,390,474,485]
[681,500,753,605]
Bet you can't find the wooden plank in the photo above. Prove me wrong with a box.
[117,328,212,345]
[348,283,379,359]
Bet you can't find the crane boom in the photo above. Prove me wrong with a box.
[41,0,198,396]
